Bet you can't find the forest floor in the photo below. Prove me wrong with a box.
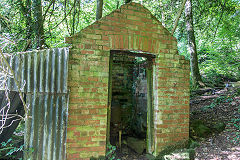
[115,86,240,160]
[191,87,240,160]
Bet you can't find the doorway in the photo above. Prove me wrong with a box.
[107,50,155,156]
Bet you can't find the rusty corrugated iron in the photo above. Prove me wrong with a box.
[3,48,69,160]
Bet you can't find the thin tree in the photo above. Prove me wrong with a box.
[18,0,32,40]
[96,0,103,20]
[72,0,77,35]
[185,0,204,88]
[171,0,187,34]
[32,0,45,49]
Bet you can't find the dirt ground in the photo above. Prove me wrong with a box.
[114,87,240,160]
[190,88,240,160]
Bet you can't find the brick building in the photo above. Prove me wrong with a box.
[65,2,190,159]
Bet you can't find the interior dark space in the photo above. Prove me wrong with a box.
[109,51,151,156]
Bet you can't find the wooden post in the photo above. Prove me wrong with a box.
[106,52,113,144]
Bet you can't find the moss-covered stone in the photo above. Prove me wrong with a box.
[126,137,146,154]
[212,122,226,133]
[191,120,211,138]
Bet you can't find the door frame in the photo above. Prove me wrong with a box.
[106,50,156,154]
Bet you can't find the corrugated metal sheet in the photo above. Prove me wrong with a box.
[7,48,69,94]
[5,48,69,160]
[24,94,68,160]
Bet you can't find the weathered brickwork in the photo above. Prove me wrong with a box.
[66,2,190,159]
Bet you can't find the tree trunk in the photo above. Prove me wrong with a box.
[172,0,187,34]
[96,0,103,20]
[18,0,32,40]
[72,0,77,35]
[32,0,45,49]
[185,0,204,88]
[25,0,32,40]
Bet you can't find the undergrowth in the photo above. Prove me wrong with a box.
[0,121,24,159]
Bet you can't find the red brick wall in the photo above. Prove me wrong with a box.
[66,2,190,159]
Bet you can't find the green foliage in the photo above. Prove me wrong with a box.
[90,143,119,160]
[230,117,240,144]
[188,138,200,149]
[105,143,120,160]
[212,122,226,133]
[0,120,27,159]
[194,0,240,86]
[191,120,211,138]
[202,103,216,110]
[90,143,120,160]
[236,88,240,96]
[199,47,240,87]
[230,103,240,144]
[202,95,233,110]
[136,0,240,88]
[0,138,24,159]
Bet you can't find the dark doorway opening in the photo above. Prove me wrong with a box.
[107,50,155,157]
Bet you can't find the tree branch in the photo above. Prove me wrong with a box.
[64,0,71,35]
[171,0,187,34]
[43,0,56,22]
[72,0,77,35]
[0,49,28,118]
[212,0,226,39]
[0,35,16,45]
[17,0,27,15]
[0,14,11,25]
[96,0,103,20]
[52,5,74,30]
[22,39,31,52]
